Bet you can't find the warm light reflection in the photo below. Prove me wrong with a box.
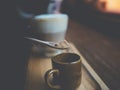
[105,0,120,13]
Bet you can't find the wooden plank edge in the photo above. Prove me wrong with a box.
[69,43,109,90]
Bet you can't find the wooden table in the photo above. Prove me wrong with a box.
[66,20,120,90]
[25,43,109,90]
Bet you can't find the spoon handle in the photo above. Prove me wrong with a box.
[25,37,49,44]
[25,37,59,49]
[24,37,69,49]
[47,0,63,14]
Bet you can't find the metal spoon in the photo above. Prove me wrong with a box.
[24,37,70,50]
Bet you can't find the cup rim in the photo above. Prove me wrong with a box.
[34,14,68,20]
[52,53,81,65]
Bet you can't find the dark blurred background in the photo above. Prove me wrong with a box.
[61,0,120,36]
[17,0,120,36]
[1,0,120,90]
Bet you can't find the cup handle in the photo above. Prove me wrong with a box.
[45,69,61,89]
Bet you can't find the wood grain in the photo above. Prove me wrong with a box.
[70,43,109,90]
[66,20,120,90]
[25,43,109,90]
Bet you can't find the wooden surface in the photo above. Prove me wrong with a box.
[70,43,109,90]
[66,20,120,90]
[25,43,109,90]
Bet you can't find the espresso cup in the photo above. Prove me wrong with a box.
[30,14,68,57]
[45,53,82,90]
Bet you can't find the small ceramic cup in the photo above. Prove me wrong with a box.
[45,53,82,90]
